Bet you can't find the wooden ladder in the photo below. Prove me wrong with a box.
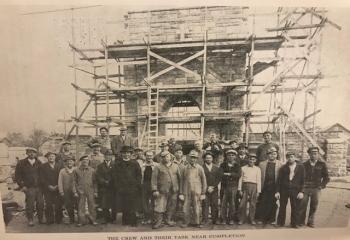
[147,86,159,151]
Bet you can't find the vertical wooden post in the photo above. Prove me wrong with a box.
[94,67,98,136]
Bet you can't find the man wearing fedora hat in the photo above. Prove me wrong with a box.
[39,152,64,224]
[111,126,135,159]
[15,147,44,226]
[298,146,329,228]
[113,145,141,227]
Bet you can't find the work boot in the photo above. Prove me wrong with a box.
[152,213,163,229]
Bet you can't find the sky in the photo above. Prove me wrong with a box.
[0,2,349,137]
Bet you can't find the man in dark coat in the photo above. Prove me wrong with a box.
[15,147,44,226]
[113,146,142,226]
[39,152,64,224]
[202,151,221,225]
[299,147,330,228]
[96,149,115,224]
[275,152,305,228]
[111,126,135,159]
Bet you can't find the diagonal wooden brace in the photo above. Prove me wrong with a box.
[148,50,204,82]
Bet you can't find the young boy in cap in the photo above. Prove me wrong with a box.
[39,152,63,224]
[219,149,241,225]
[15,147,44,226]
[299,146,329,228]
[238,153,261,225]
[275,151,305,228]
[58,156,76,224]
[151,151,182,229]
[73,155,98,226]
[179,150,207,228]
[96,149,115,224]
[202,151,221,225]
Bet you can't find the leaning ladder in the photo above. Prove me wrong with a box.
[147,86,159,151]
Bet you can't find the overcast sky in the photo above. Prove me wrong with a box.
[0,3,349,137]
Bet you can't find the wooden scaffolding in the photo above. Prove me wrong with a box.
[61,7,341,159]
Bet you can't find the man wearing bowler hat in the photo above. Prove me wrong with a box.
[113,145,141,226]
[111,126,135,159]
[298,146,329,228]
[15,147,44,226]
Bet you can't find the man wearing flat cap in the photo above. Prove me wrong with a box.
[90,127,112,155]
[39,152,64,224]
[275,151,305,228]
[179,150,207,228]
[56,141,74,167]
[111,126,135,159]
[256,131,280,166]
[237,143,249,167]
[151,150,182,229]
[15,147,44,226]
[256,146,282,225]
[113,145,142,227]
[298,146,329,228]
[73,155,98,226]
[219,149,241,225]
[154,140,174,163]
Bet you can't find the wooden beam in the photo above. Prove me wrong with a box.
[71,83,95,97]
[148,50,203,82]
[69,43,93,63]
[67,97,94,137]
[303,109,321,123]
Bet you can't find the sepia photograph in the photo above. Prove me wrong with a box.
[0,1,349,239]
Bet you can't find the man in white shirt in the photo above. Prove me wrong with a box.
[238,153,261,225]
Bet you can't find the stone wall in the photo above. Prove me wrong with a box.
[125,6,249,44]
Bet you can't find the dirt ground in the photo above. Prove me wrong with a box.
[4,179,350,233]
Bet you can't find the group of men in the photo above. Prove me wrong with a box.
[14,128,330,230]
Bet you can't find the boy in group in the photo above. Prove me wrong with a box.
[73,155,98,226]
[238,153,261,225]
[179,150,207,228]
[202,151,221,225]
[219,149,241,225]
[58,156,76,224]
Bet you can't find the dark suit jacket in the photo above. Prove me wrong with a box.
[15,158,42,188]
[111,135,135,156]
[303,160,330,189]
[113,159,141,195]
[220,161,241,189]
[39,162,63,192]
[96,161,114,191]
[203,164,222,191]
[276,163,305,193]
